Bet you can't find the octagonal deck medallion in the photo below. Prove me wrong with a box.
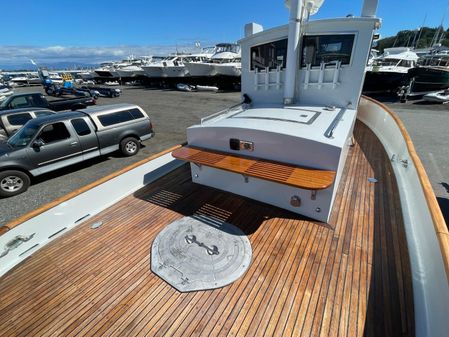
[151,216,252,292]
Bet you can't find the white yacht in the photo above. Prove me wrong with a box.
[364,47,418,93]
[185,43,242,77]
[8,73,41,86]
[115,56,153,78]
[141,56,169,78]
[159,55,191,78]
[141,54,211,79]
[94,62,120,78]
[48,71,63,84]
[1,1,448,337]
[116,64,146,78]
[161,51,215,78]
[77,70,95,80]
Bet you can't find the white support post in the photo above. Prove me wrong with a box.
[283,0,303,105]
[318,62,325,89]
[254,67,259,90]
[304,63,311,89]
[332,61,341,89]
[265,67,269,90]
[276,65,281,90]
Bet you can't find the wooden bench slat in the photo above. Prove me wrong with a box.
[172,146,336,190]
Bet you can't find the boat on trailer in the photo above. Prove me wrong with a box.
[1,1,448,337]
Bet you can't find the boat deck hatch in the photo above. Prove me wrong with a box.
[230,107,321,125]
[151,216,252,292]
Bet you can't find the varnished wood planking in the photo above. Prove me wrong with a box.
[0,122,414,337]
[172,145,336,190]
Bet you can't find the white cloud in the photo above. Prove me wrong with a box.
[0,44,210,69]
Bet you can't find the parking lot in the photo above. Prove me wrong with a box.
[0,86,241,225]
[0,87,448,226]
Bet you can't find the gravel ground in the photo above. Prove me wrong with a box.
[0,87,448,225]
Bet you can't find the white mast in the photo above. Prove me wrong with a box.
[361,0,379,17]
[283,0,304,105]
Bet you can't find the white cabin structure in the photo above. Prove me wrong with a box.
[177,2,380,222]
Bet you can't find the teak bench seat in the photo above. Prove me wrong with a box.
[172,145,336,190]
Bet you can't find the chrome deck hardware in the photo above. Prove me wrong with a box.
[391,154,409,168]
[0,233,35,258]
[185,235,219,256]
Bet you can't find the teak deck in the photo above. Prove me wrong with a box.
[172,146,336,190]
[0,121,414,337]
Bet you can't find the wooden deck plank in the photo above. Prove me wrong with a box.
[226,218,307,337]
[172,145,336,190]
[0,121,414,337]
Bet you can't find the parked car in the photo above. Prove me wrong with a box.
[0,92,96,112]
[80,85,121,98]
[0,103,154,197]
[0,108,55,141]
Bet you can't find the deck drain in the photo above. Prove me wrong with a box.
[151,216,252,292]
[90,222,103,229]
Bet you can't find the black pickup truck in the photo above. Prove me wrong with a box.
[0,92,96,112]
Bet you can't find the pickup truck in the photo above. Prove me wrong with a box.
[0,103,154,197]
[0,92,96,112]
[0,108,55,141]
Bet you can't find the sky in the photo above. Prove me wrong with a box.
[0,0,448,69]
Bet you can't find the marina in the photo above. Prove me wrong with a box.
[0,0,449,337]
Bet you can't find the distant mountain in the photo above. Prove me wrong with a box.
[376,26,449,52]
[0,61,100,71]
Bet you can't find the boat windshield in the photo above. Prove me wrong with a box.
[215,44,240,54]
[7,124,39,148]
[373,58,413,67]
[418,56,449,67]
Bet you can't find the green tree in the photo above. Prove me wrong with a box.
[376,27,449,52]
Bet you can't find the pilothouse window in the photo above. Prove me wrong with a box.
[250,39,288,70]
[301,34,355,67]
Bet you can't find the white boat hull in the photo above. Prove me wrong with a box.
[212,63,242,77]
[184,62,241,77]
[160,66,189,78]
[116,68,146,78]
[142,66,163,78]
[185,62,216,77]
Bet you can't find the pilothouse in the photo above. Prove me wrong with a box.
[174,0,379,222]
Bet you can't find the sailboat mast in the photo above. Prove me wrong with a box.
[437,3,449,44]
[415,13,427,48]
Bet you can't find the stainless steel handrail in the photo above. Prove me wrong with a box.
[200,94,252,125]
[324,108,346,138]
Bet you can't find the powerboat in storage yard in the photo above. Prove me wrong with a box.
[363,47,418,93]
[407,52,449,96]
[185,43,242,77]
[1,1,448,337]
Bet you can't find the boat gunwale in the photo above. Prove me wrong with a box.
[361,95,449,282]
[0,144,184,235]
